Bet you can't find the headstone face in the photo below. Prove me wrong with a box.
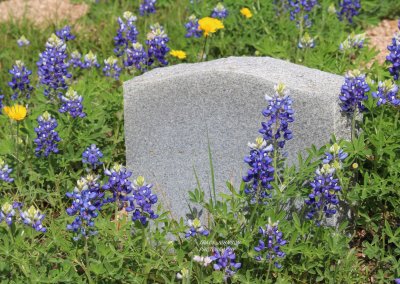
[123,56,349,220]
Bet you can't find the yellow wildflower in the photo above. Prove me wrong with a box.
[3,104,27,121]
[198,17,224,37]
[170,50,187,60]
[240,7,253,19]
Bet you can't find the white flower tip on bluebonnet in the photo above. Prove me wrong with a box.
[42,111,51,121]
[66,88,79,100]
[215,2,225,11]
[71,50,81,58]
[76,177,89,192]
[134,176,145,187]
[247,137,267,149]
[317,164,335,176]
[1,202,13,215]
[46,34,65,49]
[329,143,341,155]
[328,3,337,14]
[188,14,197,21]
[123,11,137,22]
[193,255,212,267]
[274,82,288,96]
[17,35,30,46]
[132,42,144,50]
[104,56,118,65]
[298,32,315,49]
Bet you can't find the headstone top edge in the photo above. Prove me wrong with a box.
[123,56,344,89]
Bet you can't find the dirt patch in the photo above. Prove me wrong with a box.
[366,19,399,64]
[0,0,89,27]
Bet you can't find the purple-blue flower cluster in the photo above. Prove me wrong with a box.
[103,56,122,80]
[82,51,100,69]
[337,0,361,23]
[124,42,148,71]
[114,12,139,57]
[20,205,47,232]
[184,218,209,238]
[254,218,287,268]
[210,247,241,280]
[37,34,71,98]
[8,61,34,100]
[34,112,61,157]
[339,70,370,113]
[126,176,158,224]
[211,3,228,19]
[243,138,274,202]
[387,29,400,81]
[372,80,400,106]
[0,92,3,114]
[146,23,170,67]
[55,26,76,42]
[185,15,202,38]
[66,175,103,240]
[305,144,347,225]
[0,158,14,183]
[103,164,133,206]
[70,50,83,68]
[259,83,294,148]
[0,202,19,226]
[17,36,30,47]
[82,144,103,170]
[139,0,156,16]
[59,88,86,118]
[288,0,318,27]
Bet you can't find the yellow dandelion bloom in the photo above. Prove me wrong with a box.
[198,17,224,37]
[170,50,187,59]
[3,104,27,121]
[240,7,253,19]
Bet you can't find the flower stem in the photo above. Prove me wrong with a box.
[200,36,208,62]
[351,108,357,141]
[84,237,94,284]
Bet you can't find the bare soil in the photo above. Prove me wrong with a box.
[366,19,399,64]
[0,0,89,27]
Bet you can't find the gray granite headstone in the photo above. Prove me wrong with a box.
[123,56,349,220]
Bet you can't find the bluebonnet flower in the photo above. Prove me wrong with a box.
[210,247,241,280]
[69,50,83,68]
[37,34,71,98]
[124,42,148,71]
[184,218,209,238]
[103,56,122,80]
[114,12,139,57]
[103,164,133,206]
[20,205,47,232]
[259,83,294,148]
[126,176,158,224]
[254,218,287,268]
[273,0,289,16]
[211,3,228,19]
[339,70,370,113]
[337,0,361,23]
[17,35,30,47]
[395,279,400,284]
[139,0,156,16]
[372,80,400,106]
[185,15,202,38]
[82,144,103,169]
[387,30,400,81]
[0,92,3,114]
[339,33,365,52]
[8,60,34,100]
[66,175,103,240]
[243,138,274,202]
[0,202,17,226]
[34,111,61,157]
[146,23,170,66]
[327,3,337,14]
[55,25,75,42]
[323,143,349,169]
[305,164,341,225]
[298,32,315,49]
[59,88,86,118]
[82,51,100,69]
[0,158,14,183]
[288,0,318,27]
